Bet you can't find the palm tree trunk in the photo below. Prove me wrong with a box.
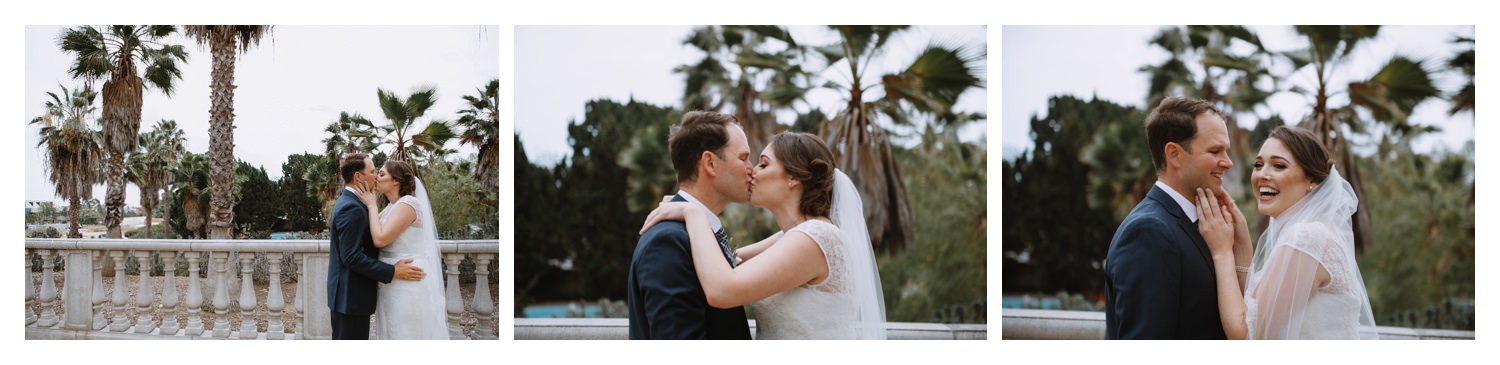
[207,30,239,240]
[102,73,143,240]
[478,139,499,192]
[68,196,82,239]
[143,200,155,239]
[105,152,126,239]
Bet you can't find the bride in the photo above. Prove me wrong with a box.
[1196,126,1378,339]
[641,132,886,339]
[355,159,449,340]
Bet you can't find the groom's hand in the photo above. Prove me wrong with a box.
[394,259,425,281]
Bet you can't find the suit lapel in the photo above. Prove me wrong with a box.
[1147,186,1215,267]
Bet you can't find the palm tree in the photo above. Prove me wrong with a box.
[58,25,189,239]
[814,26,984,253]
[456,78,499,192]
[1281,25,1442,254]
[316,111,380,205]
[125,119,186,238]
[182,25,272,239]
[1139,25,1277,202]
[1446,36,1474,117]
[170,152,211,239]
[153,120,187,237]
[30,84,105,238]
[374,87,457,165]
[677,25,812,153]
[1347,56,1444,159]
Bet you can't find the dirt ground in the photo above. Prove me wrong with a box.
[26,272,499,339]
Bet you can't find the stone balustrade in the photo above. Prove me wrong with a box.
[1001,309,1475,340]
[24,238,498,340]
[513,318,988,340]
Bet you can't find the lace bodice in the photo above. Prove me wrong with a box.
[1244,222,1367,339]
[749,220,858,339]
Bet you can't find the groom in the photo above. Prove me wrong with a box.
[327,152,425,340]
[628,111,754,340]
[1104,97,1242,339]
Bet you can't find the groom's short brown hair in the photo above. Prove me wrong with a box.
[669,111,738,184]
[339,152,370,185]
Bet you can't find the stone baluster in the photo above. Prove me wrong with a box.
[292,252,304,340]
[159,252,180,336]
[185,252,204,336]
[211,252,231,338]
[444,254,465,339]
[134,251,157,333]
[64,250,95,330]
[471,254,496,339]
[25,250,37,325]
[36,250,60,328]
[92,251,106,330]
[238,253,258,339]
[267,253,286,340]
[109,251,129,331]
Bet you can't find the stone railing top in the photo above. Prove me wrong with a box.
[1001,308,1475,340]
[513,318,988,340]
[24,238,497,253]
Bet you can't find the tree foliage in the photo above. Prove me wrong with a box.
[1003,96,1144,294]
[279,153,330,233]
[882,124,987,323]
[419,158,498,239]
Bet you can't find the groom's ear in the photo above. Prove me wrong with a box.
[1164,142,1184,170]
[699,151,718,178]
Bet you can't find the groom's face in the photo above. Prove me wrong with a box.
[1177,112,1234,193]
[713,124,754,203]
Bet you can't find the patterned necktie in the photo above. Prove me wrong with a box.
[713,227,736,267]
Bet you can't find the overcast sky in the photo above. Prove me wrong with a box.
[1002,25,1475,160]
[24,25,499,206]
[515,25,988,166]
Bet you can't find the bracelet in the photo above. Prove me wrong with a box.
[1236,266,1250,273]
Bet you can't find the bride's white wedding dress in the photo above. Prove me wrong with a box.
[374,195,448,340]
[750,220,858,339]
[747,169,886,340]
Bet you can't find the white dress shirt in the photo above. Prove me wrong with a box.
[675,190,724,233]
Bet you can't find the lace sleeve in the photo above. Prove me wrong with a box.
[1246,223,1333,339]
[397,195,424,228]
[790,221,847,293]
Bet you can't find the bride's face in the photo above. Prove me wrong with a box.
[374,167,398,195]
[749,142,796,208]
[1251,138,1315,218]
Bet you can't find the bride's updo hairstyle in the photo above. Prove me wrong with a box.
[769,132,837,218]
[384,159,418,197]
[1268,126,1332,184]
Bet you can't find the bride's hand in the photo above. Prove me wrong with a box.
[354,180,379,208]
[640,202,694,235]
[1212,186,1253,265]
[1196,187,1235,256]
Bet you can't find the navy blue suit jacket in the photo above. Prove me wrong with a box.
[1104,185,1226,339]
[327,189,395,316]
[627,195,751,340]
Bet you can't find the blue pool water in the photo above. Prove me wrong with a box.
[523,304,603,318]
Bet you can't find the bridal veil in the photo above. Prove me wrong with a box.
[831,169,887,339]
